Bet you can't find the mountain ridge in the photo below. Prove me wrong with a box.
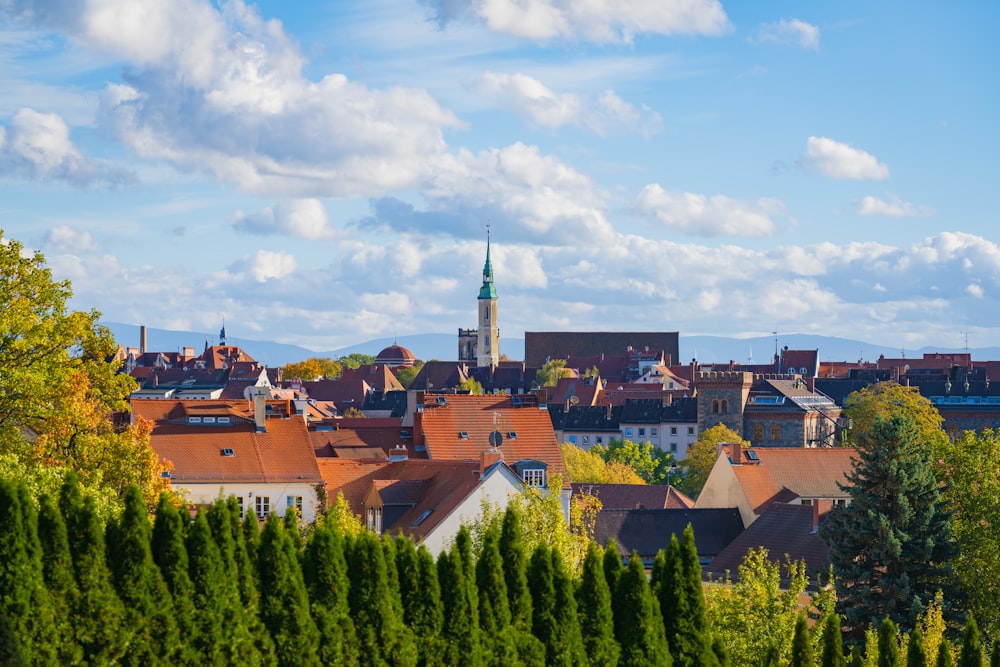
[102,322,1000,369]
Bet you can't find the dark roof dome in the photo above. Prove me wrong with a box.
[376,344,416,368]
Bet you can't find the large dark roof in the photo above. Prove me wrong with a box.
[594,508,743,562]
[525,331,679,368]
[362,389,408,417]
[558,405,624,433]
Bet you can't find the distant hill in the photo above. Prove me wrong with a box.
[103,322,1000,369]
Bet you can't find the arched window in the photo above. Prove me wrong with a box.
[721,399,729,414]
[711,399,719,414]
[770,425,781,441]
[753,425,764,441]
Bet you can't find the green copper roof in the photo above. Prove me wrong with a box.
[479,232,497,299]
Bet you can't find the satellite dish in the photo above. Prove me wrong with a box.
[489,430,504,448]
[569,395,579,405]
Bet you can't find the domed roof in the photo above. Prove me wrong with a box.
[376,344,416,368]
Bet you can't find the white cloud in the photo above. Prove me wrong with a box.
[755,19,820,50]
[422,0,731,42]
[633,184,782,237]
[801,136,889,180]
[858,194,933,218]
[233,199,337,239]
[477,71,661,136]
[227,250,297,283]
[968,283,984,298]
[42,225,99,254]
[0,108,133,185]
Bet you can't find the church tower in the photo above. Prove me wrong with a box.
[477,230,499,367]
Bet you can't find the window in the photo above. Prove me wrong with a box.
[366,506,383,533]
[236,496,245,520]
[458,431,469,439]
[800,498,813,506]
[753,425,764,441]
[834,499,847,507]
[596,437,603,444]
[507,431,518,439]
[523,469,546,487]
[412,510,433,526]
[222,448,235,457]
[670,442,678,452]
[203,416,216,423]
[187,416,202,423]
[651,428,657,436]
[687,427,695,436]
[671,427,678,435]
[638,428,645,437]
[770,425,781,441]
[583,435,590,444]
[255,495,270,520]
[625,428,633,437]
[218,416,231,424]
[569,435,577,444]
[711,399,719,414]
[286,495,303,517]
[721,399,729,414]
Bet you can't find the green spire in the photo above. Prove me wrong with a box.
[479,229,497,300]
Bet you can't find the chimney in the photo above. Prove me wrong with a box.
[140,325,147,354]
[253,386,268,433]
[811,501,821,533]
[721,441,741,464]
[388,445,409,462]
[480,449,503,478]
[182,346,195,358]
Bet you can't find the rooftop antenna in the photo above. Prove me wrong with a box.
[961,331,970,354]
[747,343,754,365]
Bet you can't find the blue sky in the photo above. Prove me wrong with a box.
[1,0,998,355]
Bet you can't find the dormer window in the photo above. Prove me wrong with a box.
[458,431,470,440]
[203,416,216,424]
[218,416,231,424]
[523,469,546,487]
[222,448,235,457]
[187,416,202,423]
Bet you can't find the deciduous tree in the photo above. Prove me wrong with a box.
[678,424,747,498]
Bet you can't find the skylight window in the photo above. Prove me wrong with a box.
[458,431,469,440]
[412,510,433,526]
[507,431,518,439]
[222,448,235,457]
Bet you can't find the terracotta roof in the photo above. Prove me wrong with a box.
[572,483,695,510]
[416,394,570,489]
[549,377,603,407]
[408,361,470,391]
[317,458,501,541]
[133,399,321,483]
[594,508,743,562]
[706,503,830,579]
[309,421,420,459]
[375,345,416,368]
[340,365,405,392]
[731,448,855,515]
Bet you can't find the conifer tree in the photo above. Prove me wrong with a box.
[849,646,865,667]
[603,539,624,595]
[258,514,320,667]
[499,505,533,629]
[347,530,417,667]
[991,645,1000,667]
[613,553,672,667]
[712,635,730,667]
[0,479,56,665]
[283,505,303,551]
[476,525,521,666]
[61,477,127,664]
[791,613,814,667]
[413,542,448,666]
[909,627,928,667]
[150,493,201,665]
[821,613,846,667]
[820,415,960,638]
[0,604,25,667]
[958,616,982,667]
[939,643,954,667]
[382,532,406,621]
[439,541,483,666]
[577,542,620,667]
[550,546,587,666]
[671,524,716,666]
[107,485,180,666]
[243,509,261,561]
[880,617,901,667]
[301,524,359,667]
[36,494,82,665]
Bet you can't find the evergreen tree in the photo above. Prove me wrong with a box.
[849,646,865,667]
[880,617,901,667]
[791,613,814,667]
[439,542,482,666]
[413,543,447,666]
[283,505,303,551]
[613,553,672,667]
[550,547,587,666]
[820,415,961,639]
[672,524,716,666]
[258,514,320,667]
[499,505,533,629]
[821,613,846,667]
[347,531,417,667]
[991,644,1000,667]
[603,539,624,593]
[476,525,521,666]
[106,485,180,667]
[382,532,406,621]
[909,627,928,667]
[61,478,127,664]
[301,524,359,667]
[939,643,954,667]
[712,635,730,667]
[958,616,982,667]
[0,479,56,665]
[150,493,200,666]
[577,543,620,667]
[36,494,82,665]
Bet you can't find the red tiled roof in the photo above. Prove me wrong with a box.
[571,483,695,510]
[416,395,570,489]
[309,420,422,459]
[340,364,405,391]
[133,399,321,483]
[732,448,855,515]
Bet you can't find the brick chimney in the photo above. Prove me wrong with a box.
[253,386,268,433]
[388,445,409,462]
[811,501,821,533]
[480,449,503,478]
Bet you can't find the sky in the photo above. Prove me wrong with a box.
[1,0,998,355]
